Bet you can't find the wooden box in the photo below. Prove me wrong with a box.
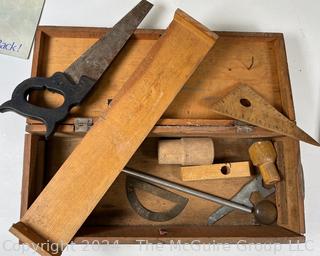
[21,26,305,244]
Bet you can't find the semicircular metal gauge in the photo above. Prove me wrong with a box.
[126,176,189,222]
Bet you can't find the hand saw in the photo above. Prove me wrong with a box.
[211,84,319,146]
[0,0,153,138]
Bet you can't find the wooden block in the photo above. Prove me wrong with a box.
[11,9,218,255]
[180,161,251,181]
[158,138,214,165]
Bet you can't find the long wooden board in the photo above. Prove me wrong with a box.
[10,9,217,255]
[274,138,305,234]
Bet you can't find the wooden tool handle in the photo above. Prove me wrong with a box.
[158,138,214,166]
[249,141,280,185]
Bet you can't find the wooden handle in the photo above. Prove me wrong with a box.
[158,138,214,165]
[249,141,280,185]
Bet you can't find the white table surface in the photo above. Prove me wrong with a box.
[0,0,319,255]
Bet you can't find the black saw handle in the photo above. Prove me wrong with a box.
[0,72,95,139]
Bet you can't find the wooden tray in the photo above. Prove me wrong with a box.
[21,26,305,244]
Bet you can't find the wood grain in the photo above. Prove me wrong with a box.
[20,135,45,218]
[12,9,218,254]
[158,138,214,165]
[19,27,305,244]
[22,131,303,242]
[20,134,38,219]
[274,138,305,234]
[73,225,304,244]
[180,161,252,181]
[29,30,286,122]
[10,222,61,256]
[25,118,280,138]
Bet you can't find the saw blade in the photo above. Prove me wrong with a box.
[65,0,153,83]
[211,84,319,146]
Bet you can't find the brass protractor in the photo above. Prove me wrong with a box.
[211,84,319,146]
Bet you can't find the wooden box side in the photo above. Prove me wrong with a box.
[74,225,304,244]
[20,134,45,218]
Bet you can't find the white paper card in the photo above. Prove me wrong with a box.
[0,0,45,59]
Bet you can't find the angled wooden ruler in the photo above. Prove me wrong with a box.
[211,84,319,146]
[9,9,218,256]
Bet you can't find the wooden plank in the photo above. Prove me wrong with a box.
[27,117,242,126]
[31,28,46,78]
[26,118,280,138]
[273,37,295,120]
[12,9,218,254]
[274,138,305,234]
[180,161,252,181]
[20,134,46,218]
[33,139,45,197]
[20,134,45,245]
[150,123,278,138]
